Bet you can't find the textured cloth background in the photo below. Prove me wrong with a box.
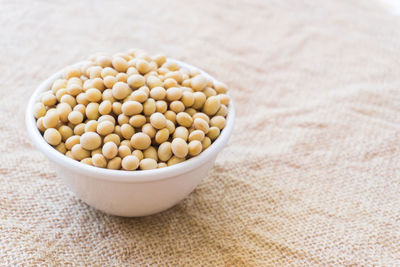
[1,0,399,266]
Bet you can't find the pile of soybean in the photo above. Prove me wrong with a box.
[33,49,230,170]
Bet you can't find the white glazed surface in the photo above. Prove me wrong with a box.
[25,59,235,217]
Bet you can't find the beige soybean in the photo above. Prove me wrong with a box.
[51,79,67,94]
[191,74,207,91]
[207,126,220,140]
[193,118,209,133]
[57,103,72,122]
[117,114,129,125]
[182,79,191,87]
[203,87,217,98]
[84,120,98,132]
[107,157,122,170]
[91,148,102,156]
[173,126,189,141]
[146,76,163,89]
[116,73,128,83]
[189,130,205,142]
[73,104,86,115]
[112,82,130,100]
[130,90,148,103]
[155,100,168,113]
[210,116,226,130]
[143,98,156,116]
[213,81,228,94]
[65,135,80,150]
[122,155,139,170]
[41,93,57,106]
[192,112,210,123]
[58,125,73,141]
[188,140,202,156]
[132,150,144,161]
[99,100,112,115]
[170,101,185,113]
[71,144,90,160]
[97,121,114,136]
[129,115,146,128]
[185,108,196,117]
[122,101,143,116]
[202,136,211,149]
[139,158,157,170]
[101,67,118,78]
[143,146,158,161]
[136,59,150,74]
[44,128,62,146]
[120,124,135,140]
[150,112,166,129]
[118,145,131,158]
[164,110,176,123]
[68,110,84,124]
[92,153,107,168]
[73,123,85,135]
[80,132,102,150]
[66,83,82,96]
[43,109,59,129]
[165,119,176,134]
[61,94,77,108]
[218,94,230,105]
[155,128,169,144]
[166,87,182,101]
[176,112,193,128]
[97,56,112,68]
[141,123,156,138]
[104,76,117,89]
[192,92,206,109]
[171,138,188,158]
[88,66,102,79]
[98,114,115,124]
[81,158,93,165]
[114,125,122,138]
[65,151,74,159]
[112,102,122,115]
[126,67,138,76]
[112,57,129,72]
[167,156,185,166]
[130,132,151,150]
[36,117,46,132]
[33,103,46,119]
[76,92,89,105]
[103,133,120,145]
[150,86,166,100]
[56,89,68,102]
[127,74,145,89]
[86,88,102,102]
[86,102,99,120]
[164,78,178,89]
[158,162,167,168]
[158,142,172,162]
[120,140,133,150]
[102,142,118,159]
[152,54,166,67]
[55,142,67,154]
[181,92,195,107]
[203,96,221,116]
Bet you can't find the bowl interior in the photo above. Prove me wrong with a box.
[26,59,235,183]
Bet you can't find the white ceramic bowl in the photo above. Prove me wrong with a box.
[26,59,235,217]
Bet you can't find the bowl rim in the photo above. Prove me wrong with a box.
[25,59,235,183]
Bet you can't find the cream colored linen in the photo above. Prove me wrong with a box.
[0,0,399,265]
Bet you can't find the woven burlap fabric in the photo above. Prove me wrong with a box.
[1,0,399,265]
